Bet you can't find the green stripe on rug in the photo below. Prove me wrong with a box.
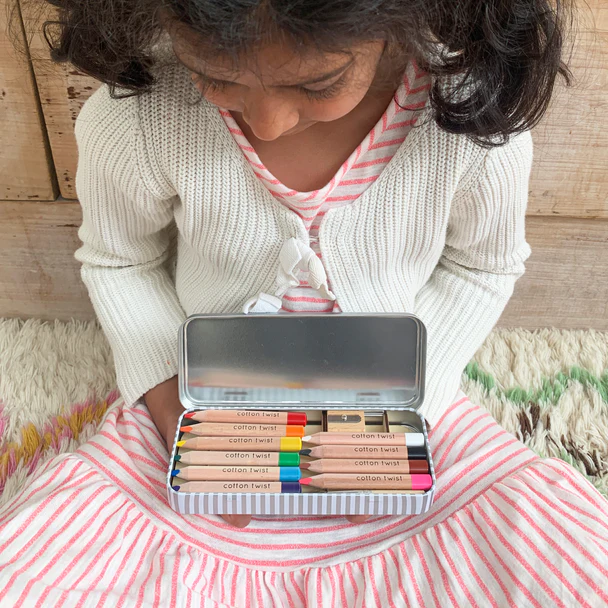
[464,363,608,405]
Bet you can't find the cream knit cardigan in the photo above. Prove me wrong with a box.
[74,66,532,425]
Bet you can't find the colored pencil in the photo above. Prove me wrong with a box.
[183,410,307,425]
[173,481,302,493]
[180,422,305,437]
[300,459,428,474]
[300,445,426,460]
[172,465,301,481]
[175,451,300,466]
[176,436,302,452]
[302,432,424,447]
[299,473,432,490]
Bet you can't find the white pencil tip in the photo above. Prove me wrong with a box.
[302,435,312,441]
[405,433,425,447]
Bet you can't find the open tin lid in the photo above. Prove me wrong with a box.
[178,314,426,409]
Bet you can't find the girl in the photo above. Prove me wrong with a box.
[1,0,606,605]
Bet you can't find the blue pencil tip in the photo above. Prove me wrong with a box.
[171,470,180,477]
[173,486,180,491]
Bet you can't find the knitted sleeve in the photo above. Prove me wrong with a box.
[74,86,186,406]
[415,132,533,426]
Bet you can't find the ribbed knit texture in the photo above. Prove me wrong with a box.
[223,61,432,314]
[74,65,532,424]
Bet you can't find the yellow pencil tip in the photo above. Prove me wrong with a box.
[176,440,185,447]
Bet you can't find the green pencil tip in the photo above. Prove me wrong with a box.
[174,455,181,461]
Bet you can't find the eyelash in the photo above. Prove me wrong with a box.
[301,75,347,101]
[192,74,347,100]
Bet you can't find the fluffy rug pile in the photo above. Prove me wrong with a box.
[0,319,606,506]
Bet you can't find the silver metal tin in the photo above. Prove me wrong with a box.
[168,313,435,516]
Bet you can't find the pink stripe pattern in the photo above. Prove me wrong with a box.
[0,393,606,606]
[221,62,431,315]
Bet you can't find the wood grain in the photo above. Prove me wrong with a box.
[500,216,608,329]
[0,201,93,319]
[0,0,56,200]
[528,21,608,217]
[20,2,100,199]
[1,203,606,328]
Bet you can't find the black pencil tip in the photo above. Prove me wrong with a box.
[299,448,311,456]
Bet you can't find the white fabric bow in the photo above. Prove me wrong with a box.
[243,238,336,314]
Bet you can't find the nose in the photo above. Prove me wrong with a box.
[242,95,299,141]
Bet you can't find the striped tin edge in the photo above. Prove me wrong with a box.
[166,408,436,516]
[168,486,435,516]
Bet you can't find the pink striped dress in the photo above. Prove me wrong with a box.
[0,394,606,606]
[1,63,607,605]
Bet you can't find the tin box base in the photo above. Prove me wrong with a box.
[166,408,436,516]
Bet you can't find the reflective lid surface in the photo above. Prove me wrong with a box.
[179,314,426,409]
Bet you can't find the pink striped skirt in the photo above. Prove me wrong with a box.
[0,395,606,607]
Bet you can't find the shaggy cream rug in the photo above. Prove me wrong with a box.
[0,319,606,507]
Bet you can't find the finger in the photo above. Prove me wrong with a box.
[221,514,252,528]
[346,515,371,524]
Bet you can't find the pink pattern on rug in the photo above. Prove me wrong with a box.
[0,390,120,494]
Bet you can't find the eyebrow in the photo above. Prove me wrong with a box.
[183,57,354,87]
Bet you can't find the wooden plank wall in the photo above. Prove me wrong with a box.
[528,6,608,217]
[0,201,90,319]
[22,1,98,199]
[0,0,56,200]
[1,0,607,328]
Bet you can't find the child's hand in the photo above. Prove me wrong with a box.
[144,376,186,453]
[220,514,371,528]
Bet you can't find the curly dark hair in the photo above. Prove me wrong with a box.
[41,0,572,145]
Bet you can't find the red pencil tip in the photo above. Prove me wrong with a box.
[183,412,195,419]
[288,412,307,426]
[300,462,311,470]
[299,478,312,485]
[180,426,192,432]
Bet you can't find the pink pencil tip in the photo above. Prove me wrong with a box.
[299,478,312,485]
[412,474,433,491]
[183,412,195,419]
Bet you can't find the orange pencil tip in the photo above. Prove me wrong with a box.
[299,478,312,485]
[180,426,193,432]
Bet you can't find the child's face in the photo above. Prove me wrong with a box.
[173,36,386,141]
